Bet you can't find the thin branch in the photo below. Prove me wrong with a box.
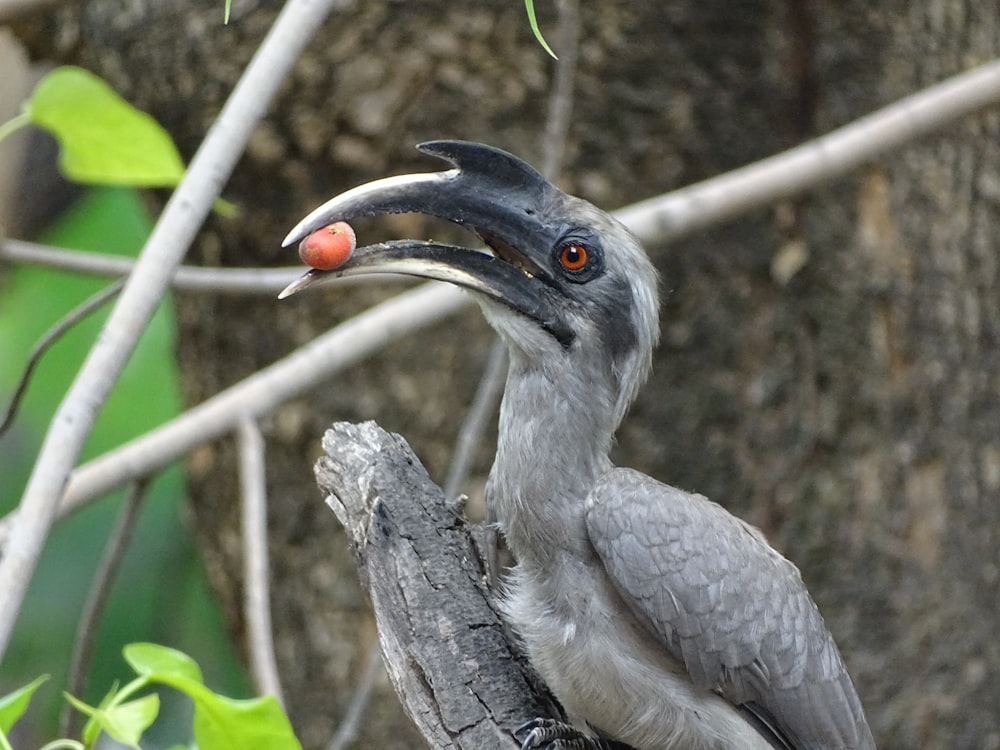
[59,479,149,738]
[442,341,508,503]
[0,240,401,294]
[2,59,999,555]
[0,279,124,439]
[326,643,384,750]
[0,282,472,548]
[538,0,580,181]
[443,0,581,504]
[237,417,284,706]
[615,57,1000,245]
[0,0,343,658]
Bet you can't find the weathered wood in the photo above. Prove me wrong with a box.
[315,421,558,749]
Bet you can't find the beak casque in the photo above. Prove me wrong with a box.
[279,141,574,345]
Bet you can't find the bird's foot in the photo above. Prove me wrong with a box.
[515,718,634,750]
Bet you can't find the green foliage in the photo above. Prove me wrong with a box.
[24,67,186,187]
[0,186,171,466]
[125,644,203,684]
[0,66,238,215]
[0,645,299,750]
[0,676,49,735]
[0,185,246,737]
[524,0,557,59]
[122,644,300,750]
[64,689,158,749]
[0,64,185,188]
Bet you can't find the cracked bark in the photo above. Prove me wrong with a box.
[315,421,557,749]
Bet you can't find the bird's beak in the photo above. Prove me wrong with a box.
[279,140,574,345]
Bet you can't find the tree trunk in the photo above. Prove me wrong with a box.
[12,1,998,747]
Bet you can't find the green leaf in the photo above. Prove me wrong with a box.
[25,66,186,187]
[150,676,300,750]
[0,675,49,733]
[524,0,557,59]
[104,694,160,746]
[76,682,120,748]
[124,644,301,750]
[64,692,159,749]
[190,690,300,750]
[124,642,204,684]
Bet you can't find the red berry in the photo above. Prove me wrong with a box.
[298,221,356,270]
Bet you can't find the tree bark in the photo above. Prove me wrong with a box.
[315,421,557,749]
[11,1,999,748]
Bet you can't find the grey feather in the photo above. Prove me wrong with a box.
[586,468,876,750]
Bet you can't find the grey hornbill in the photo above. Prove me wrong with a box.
[281,141,876,750]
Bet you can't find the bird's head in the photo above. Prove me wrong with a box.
[281,141,659,427]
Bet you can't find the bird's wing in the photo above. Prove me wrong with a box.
[585,468,875,750]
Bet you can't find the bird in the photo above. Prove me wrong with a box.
[280,141,877,750]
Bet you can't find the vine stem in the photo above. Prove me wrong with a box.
[0,111,30,144]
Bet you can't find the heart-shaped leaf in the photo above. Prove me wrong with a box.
[26,66,186,187]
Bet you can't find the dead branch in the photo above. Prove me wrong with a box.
[315,421,559,749]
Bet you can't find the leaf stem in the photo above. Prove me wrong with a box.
[0,111,30,144]
[39,740,85,750]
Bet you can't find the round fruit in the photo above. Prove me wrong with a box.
[298,221,356,270]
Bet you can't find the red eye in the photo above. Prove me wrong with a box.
[559,243,588,271]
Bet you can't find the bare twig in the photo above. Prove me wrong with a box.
[443,0,581,504]
[0,282,472,547]
[326,644,384,750]
[237,417,284,706]
[442,342,508,503]
[0,0,342,658]
[0,278,124,439]
[539,0,580,181]
[0,239,402,294]
[615,58,1000,244]
[59,478,149,738]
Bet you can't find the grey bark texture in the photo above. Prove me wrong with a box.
[315,420,556,749]
[10,1,999,748]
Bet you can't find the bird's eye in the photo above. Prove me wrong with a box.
[553,234,604,283]
[559,243,589,271]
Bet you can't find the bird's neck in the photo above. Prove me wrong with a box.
[488,356,617,566]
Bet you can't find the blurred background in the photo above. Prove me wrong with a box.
[1,2,998,749]
[0,178,250,744]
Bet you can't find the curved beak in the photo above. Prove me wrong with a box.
[279,141,573,345]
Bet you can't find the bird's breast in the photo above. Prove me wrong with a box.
[501,559,775,750]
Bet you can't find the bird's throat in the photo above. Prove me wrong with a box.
[487,361,615,565]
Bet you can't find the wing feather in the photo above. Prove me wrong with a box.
[585,468,876,750]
